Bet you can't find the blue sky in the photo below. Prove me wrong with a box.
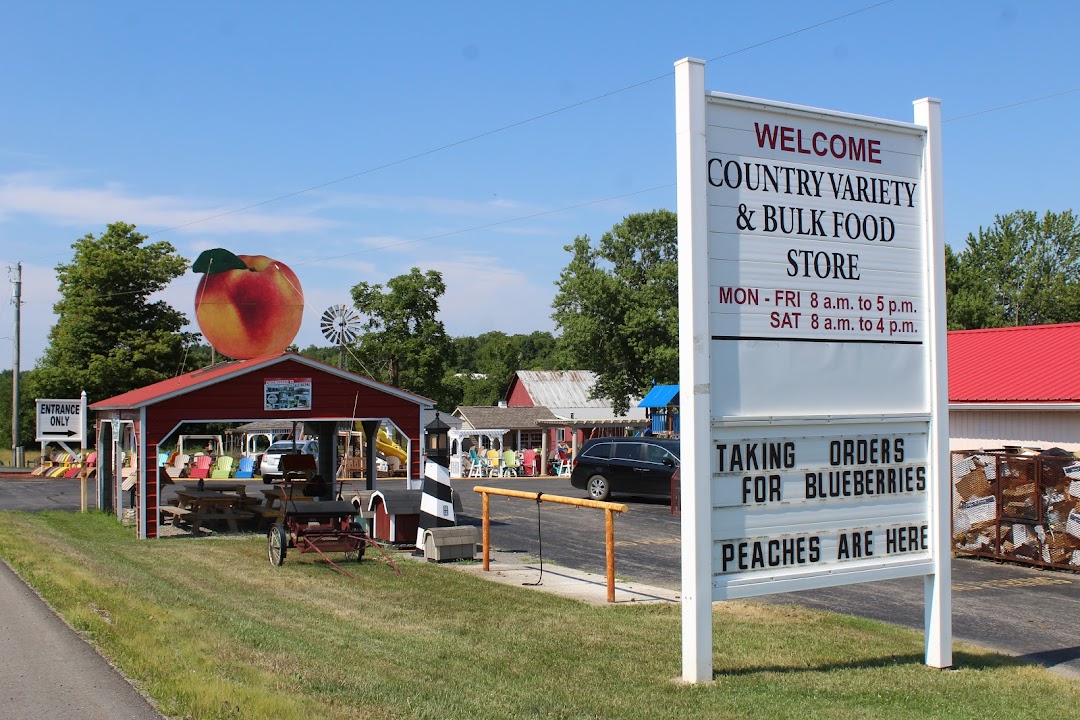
[1,1,1078,374]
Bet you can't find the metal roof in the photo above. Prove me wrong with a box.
[89,352,434,410]
[512,370,646,417]
[452,405,558,430]
[512,370,609,409]
[949,323,1080,403]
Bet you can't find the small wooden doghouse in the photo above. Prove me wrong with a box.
[368,488,422,544]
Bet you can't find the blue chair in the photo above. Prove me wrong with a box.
[234,456,256,478]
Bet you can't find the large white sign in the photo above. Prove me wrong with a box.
[705,92,929,417]
[36,396,87,443]
[675,58,950,683]
[710,419,932,599]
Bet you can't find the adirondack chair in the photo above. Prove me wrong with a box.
[210,455,234,479]
[164,453,189,479]
[233,456,256,478]
[188,454,213,479]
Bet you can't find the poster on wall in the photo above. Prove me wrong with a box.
[264,378,312,411]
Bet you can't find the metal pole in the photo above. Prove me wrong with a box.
[11,262,21,466]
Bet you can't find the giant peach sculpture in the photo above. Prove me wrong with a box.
[193,248,304,359]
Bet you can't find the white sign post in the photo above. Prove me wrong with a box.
[675,57,950,683]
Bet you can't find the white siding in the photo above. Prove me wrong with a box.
[949,408,1080,452]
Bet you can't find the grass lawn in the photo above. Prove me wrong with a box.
[1,510,1077,720]
[0,448,41,467]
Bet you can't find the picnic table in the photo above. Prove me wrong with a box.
[161,489,254,533]
[181,482,249,497]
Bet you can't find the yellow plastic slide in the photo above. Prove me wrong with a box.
[376,428,407,463]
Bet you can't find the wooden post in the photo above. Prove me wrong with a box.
[482,491,490,571]
[605,508,615,603]
[473,486,627,601]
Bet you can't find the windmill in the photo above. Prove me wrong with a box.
[320,304,362,368]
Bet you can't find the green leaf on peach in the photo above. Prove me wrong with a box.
[192,248,249,275]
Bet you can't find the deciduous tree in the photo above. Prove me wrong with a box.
[449,330,561,406]
[947,210,1080,329]
[551,210,678,414]
[29,222,191,403]
[350,268,455,409]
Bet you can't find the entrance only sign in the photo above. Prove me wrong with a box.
[36,394,87,443]
[674,58,950,683]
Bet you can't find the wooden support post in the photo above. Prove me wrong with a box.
[473,486,627,602]
[482,491,490,571]
[605,508,615,603]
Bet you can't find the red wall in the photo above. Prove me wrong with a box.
[143,359,424,488]
[506,376,534,407]
[144,359,421,449]
[114,358,428,539]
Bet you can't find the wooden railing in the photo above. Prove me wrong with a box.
[472,486,629,602]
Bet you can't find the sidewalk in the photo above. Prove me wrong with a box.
[445,549,680,606]
[0,559,162,719]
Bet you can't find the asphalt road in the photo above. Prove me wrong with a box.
[0,475,163,718]
[456,476,1080,678]
[3,474,1079,679]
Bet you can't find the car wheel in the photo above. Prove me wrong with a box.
[586,474,610,501]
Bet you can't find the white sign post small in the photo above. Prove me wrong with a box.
[675,57,950,683]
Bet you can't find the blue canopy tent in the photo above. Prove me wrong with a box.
[638,385,680,437]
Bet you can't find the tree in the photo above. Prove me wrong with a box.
[448,330,562,406]
[296,344,341,368]
[551,210,678,414]
[0,368,36,461]
[29,222,191,403]
[947,210,1080,329]
[350,268,455,409]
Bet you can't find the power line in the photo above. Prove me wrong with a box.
[296,183,674,267]
[37,182,675,305]
[944,86,1080,123]
[147,0,897,238]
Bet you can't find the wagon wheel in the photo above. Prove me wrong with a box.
[344,521,367,562]
[268,523,288,566]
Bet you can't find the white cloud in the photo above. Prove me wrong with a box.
[423,255,557,337]
[0,173,335,235]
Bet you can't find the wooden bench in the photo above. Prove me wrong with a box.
[159,505,191,525]
[250,503,286,530]
[187,508,254,533]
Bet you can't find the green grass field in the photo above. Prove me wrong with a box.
[1,510,1076,720]
[0,448,41,467]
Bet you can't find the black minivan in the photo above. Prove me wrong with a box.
[569,436,680,501]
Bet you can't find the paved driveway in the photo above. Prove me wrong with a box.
[458,476,1080,678]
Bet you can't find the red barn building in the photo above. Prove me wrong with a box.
[90,353,433,539]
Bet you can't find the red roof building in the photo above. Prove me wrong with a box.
[948,323,1080,451]
[90,352,433,539]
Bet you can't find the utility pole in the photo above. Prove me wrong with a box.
[10,262,21,467]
